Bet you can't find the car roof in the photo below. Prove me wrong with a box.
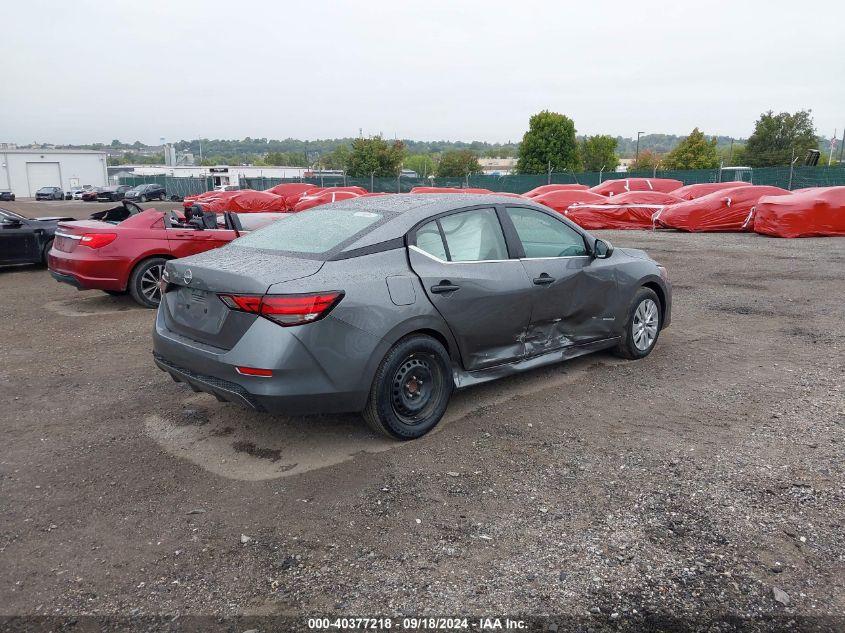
[329,193,549,252]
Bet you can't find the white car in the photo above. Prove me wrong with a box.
[71,185,94,200]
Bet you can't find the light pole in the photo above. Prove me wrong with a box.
[636,132,644,162]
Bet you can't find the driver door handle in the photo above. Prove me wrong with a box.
[533,273,555,285]
[431,281,460,294]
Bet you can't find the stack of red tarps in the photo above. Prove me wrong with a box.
[292,190,361,212]
[590,178,684,197]
[532,189,607,213]
[563,191,683,230]
[655,185,789,232]
[198,190,288,212]
[753,187,845,238]
[671,181,753,200]
[523,184,589,197]
[409,186,493,194]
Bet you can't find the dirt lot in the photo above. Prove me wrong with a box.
[1,200,843,630]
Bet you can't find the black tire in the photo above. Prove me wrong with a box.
[158,193,166,201]
[41,239,53,266]
[139,194,147,203]
[128,257,167,308]
[614,287,662,360]
[363,334,453,440]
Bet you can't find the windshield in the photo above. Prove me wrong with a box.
[37,187,54,193]
[0,208,25,220]
[233,207,384,258]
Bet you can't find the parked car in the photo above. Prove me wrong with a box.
[81,187,105,202]
[124,183,167,202]
[96,185,133,202]
[48,201,286,308]
[1,207,73,266]
[35,186,64,201]
[0,191,15,201]
[153,194,672,440]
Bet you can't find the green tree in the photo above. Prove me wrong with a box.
[581,135,619,172]
[346,136,405,177]
[744,110,818,167]
[436,150,481,177]
[516,110,581,174]
[627,150,661,172]
[403,154,437,178]
[320,145,352,170]
[661,128,720,169]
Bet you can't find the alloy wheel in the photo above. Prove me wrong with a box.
[140,264,164,303]
[633,298,659,351]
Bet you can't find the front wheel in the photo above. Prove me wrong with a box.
[614,287,662,359]
[139,194,147,203]
[363,335,453,440]
[128,257,167,308]
[41,239,53,266]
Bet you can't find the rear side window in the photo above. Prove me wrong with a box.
[415,221,448,260]
[438,208,508,262]
[506,207,587,257]
[233,206,383,257]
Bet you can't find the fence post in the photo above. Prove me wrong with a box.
[788,148,796,190]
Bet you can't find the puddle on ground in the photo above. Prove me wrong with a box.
[45,293,143,317]
[144,355,621,481]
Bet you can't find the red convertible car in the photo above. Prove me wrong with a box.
[48,201,285,307]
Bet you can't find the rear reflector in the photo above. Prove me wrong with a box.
[218,291,344,327]
[235,366,273,377]
[80,233,117,249]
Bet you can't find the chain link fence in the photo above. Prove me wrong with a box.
[119,167,845,197]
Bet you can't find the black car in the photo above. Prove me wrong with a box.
[0,208,72,266]
[124,184,167,202]
[96,185,133,202]
[35,186,65,201]
[0,191,15,201]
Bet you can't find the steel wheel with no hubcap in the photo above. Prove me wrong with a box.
[390,354,441,425]
[633,298,659,351]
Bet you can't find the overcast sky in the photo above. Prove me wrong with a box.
[2,0,843,145]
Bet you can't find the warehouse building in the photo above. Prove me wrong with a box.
[0,149,108,197]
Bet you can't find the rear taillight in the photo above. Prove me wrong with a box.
[218,291,343,327]
[79,233,117,249]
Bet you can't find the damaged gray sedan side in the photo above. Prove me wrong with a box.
[153,194,671,440]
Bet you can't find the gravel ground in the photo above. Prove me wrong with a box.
[1,201,843,631]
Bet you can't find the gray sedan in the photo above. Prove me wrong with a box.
[153,194,671,440]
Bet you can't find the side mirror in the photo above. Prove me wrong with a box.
[593,238,613,259]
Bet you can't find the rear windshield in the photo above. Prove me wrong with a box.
[232,206,384,258]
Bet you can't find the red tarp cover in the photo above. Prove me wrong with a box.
[409,186,493,194]
[671,181,752,200]
[264,183,320,199]
[293,190,361,212]
[523,184,589,197]
[655,185,789,232]
[563,191,683,230]
[198,190,287,212]
[753,187,845,238]
[183,190,243,208]
[590,178,684,197]
[532,189,608,213]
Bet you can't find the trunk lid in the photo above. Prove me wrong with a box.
[54,219,115,253]
[162,247,325,349]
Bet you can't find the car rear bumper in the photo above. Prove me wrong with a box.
[47,248,126,291]
[152,308,379,415]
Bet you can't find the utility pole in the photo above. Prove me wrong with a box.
[636,131,644,161]
[788,148,797,190]
[829,129,837,166]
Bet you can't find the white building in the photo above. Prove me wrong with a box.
[124,165,308,187]
[478,157,517,175]
[0,149,108,197]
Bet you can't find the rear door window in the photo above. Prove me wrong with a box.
[414,221,448,260]
[438,208,508,262]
